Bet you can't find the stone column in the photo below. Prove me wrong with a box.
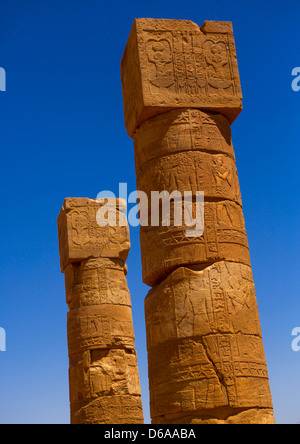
[57,198,144,424]
[121,19,275,424]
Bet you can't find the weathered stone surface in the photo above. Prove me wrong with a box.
[133,107,245,286]
[151,408,275,425]
[136,150,242,205]
[69,349,142,403]
[145,263,262,342]
[67,304,136,356]
[134,109,235,169]
[58,198,130,272]
[145,263,273,423]
[64,258,132,309]
[58,198,144,424]
[140,200,250,286]
[71,395,144,425]
[121,19,242,137]
[134,108,242,215]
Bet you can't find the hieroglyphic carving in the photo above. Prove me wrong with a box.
[71,395,145,425]
[143,28,236,99]
[57,198,144,424]
[134,109,234,169]
[121,19,242,138]
[136,151,242,205]
[58,198,130,271]
[148,336,274,423]
[67,305,136,355]
[145,263,273,422]
[140,200,250,286]
[145,263,262,345]
[64,259,132,309]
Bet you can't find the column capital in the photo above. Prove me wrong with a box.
[121,18,243,138]
[57,198,130,272]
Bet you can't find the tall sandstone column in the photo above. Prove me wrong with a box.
[121,19,275,424]
[57,198,144,424]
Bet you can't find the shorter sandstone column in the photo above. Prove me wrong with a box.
[58,198,144,424]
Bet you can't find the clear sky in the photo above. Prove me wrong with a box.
[0,0,299,424]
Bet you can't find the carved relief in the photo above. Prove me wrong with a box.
[57,198,144,424]
[69,349,142,404]
[145,263,273,420]
[57,198,130,271]
[121,19,243,137]
[71,395,144,425]
[146,37,175,90]
[143,30,235,100]
[134,109,234,172]
[148,337,273,419]
[145,263,262,347]
[67,305,136,356]
[140,200,250,287]
[136,151,242,205]
[204,39,234,94]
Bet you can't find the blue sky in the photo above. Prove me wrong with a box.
[0,0,299,424]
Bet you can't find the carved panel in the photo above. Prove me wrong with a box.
[69,349,142,403]
[67,305,136,356]
[145,262,262,347]
[121,19,242,137]
[145,262,273,417]
[64,258,132,310]
[57,198,130,272]
[136,151,242,205]
[134,108,234,169]
[140,200,249,286]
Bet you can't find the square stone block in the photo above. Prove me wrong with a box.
[121,19,243,137]
[57,198,130,272]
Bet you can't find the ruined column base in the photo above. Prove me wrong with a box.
[152,408,275,425]
[145,262,275,424]
[71,395,144,425]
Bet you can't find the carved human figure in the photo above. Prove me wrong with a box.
[214,154,233,189]
[147,39,175,89]
[205,41,229,79]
